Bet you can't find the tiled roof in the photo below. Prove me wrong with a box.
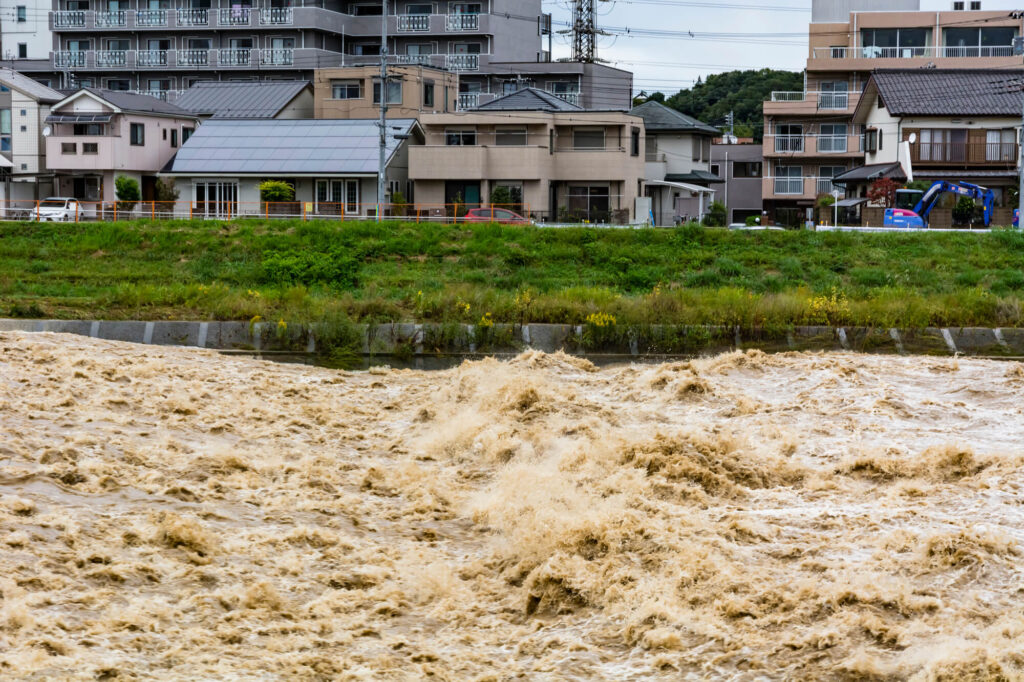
[629,101,719,134]
[175,80,311,119]
[666,170,724,183]
[0,68,63,102]
[831,162,906,185]
[475,87,583,111]
[871,69,1024,117]
[80,88,195,116]
[167,118,416,175]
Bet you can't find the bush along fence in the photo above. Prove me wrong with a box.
[2,319,1023,359]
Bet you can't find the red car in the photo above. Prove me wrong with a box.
[463,208,530,224]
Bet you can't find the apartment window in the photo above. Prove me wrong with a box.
[19,125,26,132]
[351,3,383,15]
[451,42,482,54]
[971,1,981,9]
[710,164,720,177]
[819,123,848,153]
[572,127,605,150]
[171,129,178,147]
[944,27,1017,56]
[182,127,194,143]
[331,80,361,99]
[130,123,145,146]
[495,127,527,146]
[20,109,26,116]
[73,123,104,136]
[861,28,930,57]
[62,142,77,154]
[445,129,476,145]
[631,127,640,156]
[106,79,130,91]
[775,123,803,153]
[83,143,98,154]
[372,80,402,105]
[67,0,89,9]
[953,1,964,8]
[18,44,28,59]
[423,80,435,108]
[773,165,803,195]
[407,3,432,13]
[16,5,26,21]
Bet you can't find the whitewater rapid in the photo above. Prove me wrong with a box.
[1,332,1023,680]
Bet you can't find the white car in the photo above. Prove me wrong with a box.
[28,197,83,222]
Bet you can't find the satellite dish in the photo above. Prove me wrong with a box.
[42,126,51,137]
[908,133,917,144]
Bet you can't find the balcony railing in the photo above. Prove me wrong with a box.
[394,54,434,65]
[219,7,251,25]
[446,54,480,71]
[398,13,430,31]
[817,136,848,153]
[774,177,805,195]
[813,45,1015,59]
[769,90,852,110]
[137,49,168,67]
[95,10,127,27]
[262,48,293,66]
[219,48,251,66]
[548,90,580,106]
[176,8,208,26]
[177,48,211,66]
[817,92,848,110]
[136,9,167,26]
[910,142,1019,165]
[817,178,840,195]
[774,135,803,153]
[131,89,183,102]
[447,13,479,31]
[259,7,292,25]
[95,49,127,67]
[53,10,86,27]
[770,91,806,101]
[457,92,480,109]
[54,50,87,68]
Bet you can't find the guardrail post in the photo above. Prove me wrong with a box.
[75,202,79,223]
[113,201,117,221]
[151,201,155,219]
[302,202,306,221]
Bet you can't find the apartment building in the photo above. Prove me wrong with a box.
[31,1,551,100]
[0,67,63,202]
[313,64,458,118]
[762,0,1023,225]
[408,88,646,222]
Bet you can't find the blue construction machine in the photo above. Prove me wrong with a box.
[883,181,995,229]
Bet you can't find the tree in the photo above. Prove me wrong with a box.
[115,175,140,212]
[703,200,727,227]
[867,177,900,208]
[391,190,407,216]
[259,180,295,203]
[154,178,179,215]
[952,197,975,225]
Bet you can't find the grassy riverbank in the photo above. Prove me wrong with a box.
[2,219,1023,329]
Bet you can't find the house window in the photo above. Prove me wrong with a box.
[130,123,145,146]
[710,164,720,177]
[171,129,178,147]
[495,127,527,146]
[864,129,878,154]
[631,127,640,156]
[62,142,77,154]
[182,127,194,142]
[331,79,361,99]
[733,162,762,178]
[19,125,26,132]
[445,129,476,145]
[18,44,28,59]
[567,185,610,222]
[861,28,930,57]
[73,123,104,136]
[83,143,98,154]
[16,6,26,21]
[572,127,605,150]
[985,129,1016,161]
[372,80,403,105]
[0,107,9,152]
[423,80,435,107]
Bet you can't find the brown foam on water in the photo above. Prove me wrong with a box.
[2,333,1024,679]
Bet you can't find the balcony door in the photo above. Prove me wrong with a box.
[315,179,359,215]
[195,181,238,218]
[775,123,802,153]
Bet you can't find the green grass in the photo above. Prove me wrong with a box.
[1,218,1023,329]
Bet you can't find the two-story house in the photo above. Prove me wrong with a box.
[45,88,200,202]
[0,67,63,203]
[408,88,646,223]
[630,100,720,225]
[836,68,1022,227]
[762,0,1023,226]
[314,64,458,119]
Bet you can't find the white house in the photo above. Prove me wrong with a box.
[0,68,63,204]
[630,100,720,225]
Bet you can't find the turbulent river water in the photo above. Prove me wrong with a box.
[2,331,1024,680]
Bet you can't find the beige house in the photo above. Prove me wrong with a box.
[409,88,646,223]
[45,89,199,202]
[314,65,459,120]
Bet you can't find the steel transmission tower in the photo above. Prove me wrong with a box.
[571,0,598,63]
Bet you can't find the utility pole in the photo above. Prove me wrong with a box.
[1019,73,1024,229]
[377,0,388,223]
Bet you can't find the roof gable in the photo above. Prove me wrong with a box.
[475,87,583,111]
[0,68,64,103]
[55,88,196,118]
[869,69,1024,117]
[175,81,312,119]
[629,101,719,135]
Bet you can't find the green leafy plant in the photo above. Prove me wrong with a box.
[261,249,358,287]
[745,215,761,227]
[115,176,141,212]
[391,190,407,217]
[259,180,295,203]
[952,197,976,226]
[703,200,727,227]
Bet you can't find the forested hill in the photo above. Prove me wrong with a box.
[636,69,804,141]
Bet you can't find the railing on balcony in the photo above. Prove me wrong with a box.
[548,90,580,106]
[398,13,430,31]
[177,49,211,66]
[447,13,479,31]
[818,92,848,110]
[176,8,208,26]
[817,178,840,196]
[817,136,848,153]
[53,10,86,27]
[137,49,168,67]
[219,48,251,66]
[136,9,167,26]
[54,50,87,68]
[219,7,251,25]
[131,89,183,102]
[95,50,127,67]
[457,92,481,110]
[770,91,806,102]
[259,7,292,24]
[813,45,1015,60]
[910,142,1019,165]
[774,135,804,153]
[446,54,479,71]
[262,48,294,66]
[769,91,852,110]
[95,10,127,27]
[774,177,805,195]
[394,54,434,65]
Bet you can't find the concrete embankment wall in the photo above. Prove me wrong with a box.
[2,319,1023,358]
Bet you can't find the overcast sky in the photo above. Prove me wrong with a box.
[543,0,1024,96]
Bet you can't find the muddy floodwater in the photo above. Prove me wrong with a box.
[2,332,1024,680]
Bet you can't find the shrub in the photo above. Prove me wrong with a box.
[952,197,975,225]
[260,180,295,203]
[261,249,358,288]
[703,200,727,227]
[115,176,141,212]
[391,190,407,216]
[745,215,761,227]
[154,178,179,214]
